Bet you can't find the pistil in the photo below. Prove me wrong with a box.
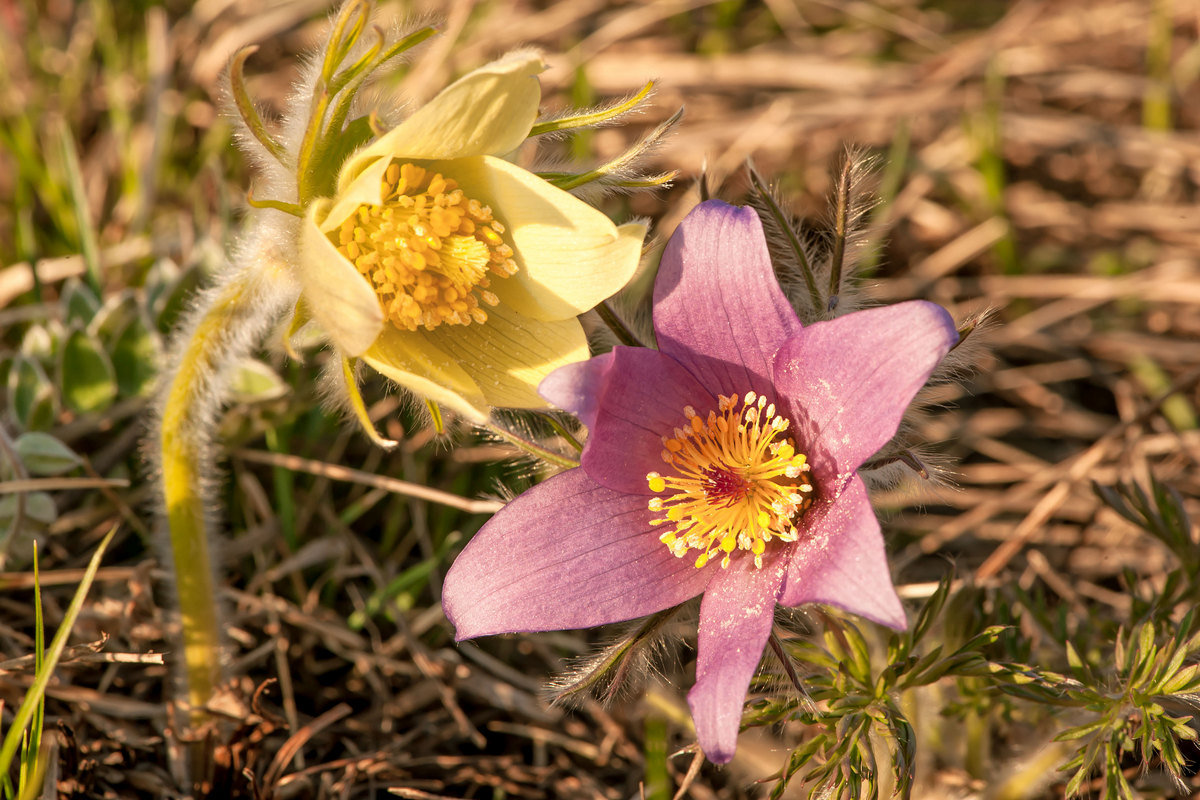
[646,391,813,569]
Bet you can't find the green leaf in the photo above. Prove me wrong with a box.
[150,260,204,334]
[842,622,873,686]
[60,277,101,327]
[0,493,57,527]
[908,573,951,649]
[90,290,139,343]
[1158,663,1200,694]
[58,325,117,414]
[110,311,161,397]
[6,356,56,430]
[227,358,288,403]
[18,325,55,363]
[1056,720,1107,741]
[13,433,81,476]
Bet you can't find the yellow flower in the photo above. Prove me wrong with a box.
[297,52,646,423]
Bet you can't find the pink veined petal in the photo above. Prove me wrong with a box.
[579,346,716,496]
[779,474,905,630]
[687,553,789,764]
[773,300,958,477]
[443,469,715,640]
[538,351,615,430]
[653,200,804,398]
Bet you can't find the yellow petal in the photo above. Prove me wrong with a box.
[419,302,589,411]
[297,199,383,357]
[362,329,489,424]
[337,52,544,192]
[428,155,647,321]
[320,155,390,235]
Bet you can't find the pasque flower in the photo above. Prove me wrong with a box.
[296,51,646,423]
[442,200,959,762]
[152,0,659,749]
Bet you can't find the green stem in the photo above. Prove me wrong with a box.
[748,167,823,314]
[160,318,227,728]
[486,421,580,470]
[595,301,644,348]
[157,264,293,733]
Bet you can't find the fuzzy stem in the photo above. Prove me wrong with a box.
[748,168,823,313]
[155,256,295,735]
[160,293,238,725]
[485,421,581,470]
[594,301,645,348]
[827,157,853,308]
[539,412,584,453]
[768,631,807,695]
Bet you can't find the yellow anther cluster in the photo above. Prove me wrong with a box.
[645,391,813,570]
[334,161,518,332]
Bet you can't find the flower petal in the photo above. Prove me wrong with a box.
[779,474,905,630]
[579,346,716,495]
[772,300,958,475]
[653,200,803,397]
[338,52,544,190]
[361,327,488,423]
[443,468,714,639]
[538,351,615,430]
[320,155,391,236]
[427,155,646,321]
[419,302,590,411]
[298,199,383,357]
[688,554,788,763]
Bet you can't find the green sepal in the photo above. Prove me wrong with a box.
[343,357,398,449]
[530,80,656,136]
[304,115,376,202]
[229,46,289,164]
[426,397,444,435]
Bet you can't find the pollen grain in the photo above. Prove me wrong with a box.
[333,161,517,332]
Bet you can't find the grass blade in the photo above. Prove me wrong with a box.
[0,526,117,779]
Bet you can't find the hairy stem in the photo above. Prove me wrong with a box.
[154,254,295,735]
[595,301,645,348]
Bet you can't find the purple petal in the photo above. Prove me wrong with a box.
[538,352,614,430]
[579,346,716,495]
[653,201,804,398]
[779,474,905,630]
[773,300,957,477]
[687,554,789,763]
[443,468,714,639]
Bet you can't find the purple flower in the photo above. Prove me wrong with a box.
[442,200,958,762]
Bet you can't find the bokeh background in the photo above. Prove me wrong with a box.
[1,0,1199,797]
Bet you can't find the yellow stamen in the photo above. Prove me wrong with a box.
[333,161,518,332]
[644,391,814,570]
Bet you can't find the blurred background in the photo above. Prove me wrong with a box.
[1,0,1199,797]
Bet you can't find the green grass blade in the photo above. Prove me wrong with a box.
[0,525,117,778]
[15,544,45,797]
[56,117,103,294]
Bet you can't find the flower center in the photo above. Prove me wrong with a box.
[645,391,813,570]
[333,161,518,332]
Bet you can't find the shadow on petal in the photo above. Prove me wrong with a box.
[688,553,788,763]
[779,474,905,630]
[363,327,488,422]
[421,304,589,411]
[444,469,715,639]
[653,200,804,397]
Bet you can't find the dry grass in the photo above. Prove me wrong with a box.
[1,0,1199,797]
